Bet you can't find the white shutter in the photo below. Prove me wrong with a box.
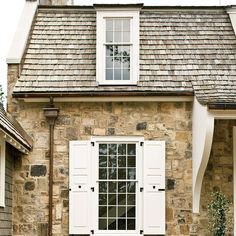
[143,141,165,235]
[69,141,91,235]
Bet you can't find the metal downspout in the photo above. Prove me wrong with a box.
[43,98,59,236]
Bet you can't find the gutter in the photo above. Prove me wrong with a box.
[208,103,236,110]
[12,91,194,98]
[43,98,59,236]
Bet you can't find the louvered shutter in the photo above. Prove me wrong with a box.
[69,141,91,235]
[143,141,165,235]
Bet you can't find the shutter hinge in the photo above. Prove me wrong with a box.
[91,142,95,146]
[91,187,95,192]
[140,187,144,192]
[91,230,94,234]
[69,188,71,191]
[140,230,143,234]
[158,188,165,192]
[140,142,144,146]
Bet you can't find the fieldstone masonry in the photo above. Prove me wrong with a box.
[10,99,193,235]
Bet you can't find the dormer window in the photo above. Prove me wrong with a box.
[96,10,140,85]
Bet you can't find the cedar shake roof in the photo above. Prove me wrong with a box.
[13,6,236,105]
[0,105,32,152]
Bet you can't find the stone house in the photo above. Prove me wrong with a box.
[0,105,32,235]
[5,0,236,235]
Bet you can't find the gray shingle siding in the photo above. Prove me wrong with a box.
[0,146,13,236]
[13,6,236,104]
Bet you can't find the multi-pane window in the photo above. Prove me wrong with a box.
[105,19,131,81]
[96,10,139,85]
[98,143,136,231]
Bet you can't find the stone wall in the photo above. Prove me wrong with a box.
[0,144,15,235]
[11,101,194,235]
[200,119,236,235]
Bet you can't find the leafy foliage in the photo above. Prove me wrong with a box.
[207,191,230,236]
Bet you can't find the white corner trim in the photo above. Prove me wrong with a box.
[227,7,236,36]
[0,137,5,207]
[192,97,214,213]
[6,1,38,64]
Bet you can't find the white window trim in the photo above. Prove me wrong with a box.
[91,136,144,235]
[96,10,140,85]
[0,137,6,207]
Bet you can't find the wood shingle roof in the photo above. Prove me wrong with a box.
[13,6,236,105]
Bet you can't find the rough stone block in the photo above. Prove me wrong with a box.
[31,165,47,177]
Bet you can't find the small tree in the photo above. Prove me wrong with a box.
[207,191,230,236]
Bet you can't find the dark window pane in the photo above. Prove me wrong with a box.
[118,156,126,167]
[118,219,126,230]
[99,144,107,155]
[114,69,121,80]
[99,156,107,167]
[99,206,107,217]
[114,59,122,69]
[118,168,126,179]
[118,206,126,217]
[99,168,107,180]
[99,219,107,230]
[99,194,107,205]
[127,156,135,167]
[114,46,121,56]
[108,194,116,205]
[127,206,135,217]
[127,182,135,193]
[106,56,113,68]
[123,69,130,80]
[118,182,126,193]
[108,206,116,217]
[99,182,107,193]
[118,144,126,155]
[106,69,113,80]
[127,194,135,205]
[108,155,117,168]
[122,46,130,55]
[106,45,114,56]
[108,219,116,230]
[127,168,136,180]
[127,219,135,230]
[108,144,117,155]
[127,144,136,155]
[109,168,117,179]
[123,59,130,69]
[108,182,117,193]
[118,194,126,205]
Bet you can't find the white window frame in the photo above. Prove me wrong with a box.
[91,136,144,236]
[96,10,140,85]
[0,137,6,207]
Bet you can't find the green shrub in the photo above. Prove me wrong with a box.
[207,191,229,236]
